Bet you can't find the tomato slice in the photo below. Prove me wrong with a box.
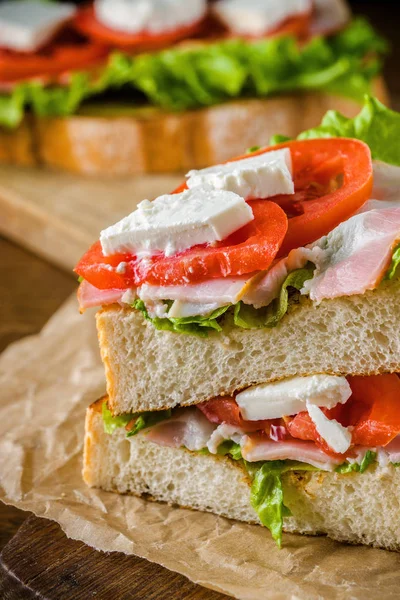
[348,374,400,447]
[75,138,371,289]
[74,5,205,51]
[75,200,288,288]
[74,240,135,290]
[231,139,373,256]
[285,409,341,456]
[0,40,108,83]
[176,138,372,259]
[287,374,400,451]
[197,397,273,432]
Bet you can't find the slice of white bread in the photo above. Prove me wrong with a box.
[97,278,400,415]
[0,78,388,175]
[84,398,400,550]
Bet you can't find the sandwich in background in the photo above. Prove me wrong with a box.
[0,0,388,174]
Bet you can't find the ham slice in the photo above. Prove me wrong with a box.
[138,275,256,305]
[303,207,400,302]
[241,434,342,469]
[144,408,215,452]
[78,280,125,311]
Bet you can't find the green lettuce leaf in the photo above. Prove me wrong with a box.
[0,18,386,128]
[335,450,377,474]
[126,409,172,437]
[248,460,317,546]
[102,401,133,434]
[132,299,230,337]
[233,265,314,329]
[386,245,400,280]
[296,96,400,166]
[217,440,243,460]
[102,401,171,437]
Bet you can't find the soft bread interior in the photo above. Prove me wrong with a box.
[97,278,400,415]
[84,398,400,550]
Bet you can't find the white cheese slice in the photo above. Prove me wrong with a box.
[306,403,351,454]
[186,148,294,200]
[213,0,311,36]
[94,0,206,35]
[0,1,76,52]
[100,188,253,258]
[235,374,351,421]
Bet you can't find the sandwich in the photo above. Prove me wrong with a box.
[76,96,400,549]
[0,0,388,175]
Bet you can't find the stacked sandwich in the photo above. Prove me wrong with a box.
[76,96,400,549]
[0,0,388,174]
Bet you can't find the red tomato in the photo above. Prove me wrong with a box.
[349,374,400,447]
[175,138,372,259]
[197,397,273,433]
[0,41,108,83]
[233,139,373,256]
[287,374,400,451]
[74,240,136,290]
[74,200,288,288]
[74,5,205,51]
[285,409,342,456]
[75,138,371,289]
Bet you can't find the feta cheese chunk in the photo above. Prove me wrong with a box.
[94,0,206,35]
[236,374,351,421]
[186,148,294,200]
[0,1,76,53]
[213,0,311,37]
[306,403,351,454]
[100,188,253,258]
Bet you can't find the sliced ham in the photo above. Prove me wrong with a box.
[303,207,400,302]
[241,434,343,469]
[144,407,215,452]
[78,279,125,311]
[138,275,257,306]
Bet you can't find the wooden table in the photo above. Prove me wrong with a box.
[0,2,399,596]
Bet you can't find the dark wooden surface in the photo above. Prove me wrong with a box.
[0,516,228,600]
[0,3,399,597]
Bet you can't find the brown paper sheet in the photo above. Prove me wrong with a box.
[1,295,400,599]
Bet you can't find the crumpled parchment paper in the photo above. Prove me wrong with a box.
[1,295,400,600]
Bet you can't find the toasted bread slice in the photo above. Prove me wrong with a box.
[0,79,388,175]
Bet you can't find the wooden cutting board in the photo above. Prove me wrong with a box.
[0,165,181,273]
[0,515,230,600]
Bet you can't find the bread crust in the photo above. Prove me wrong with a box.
[84,398,400,550]
[0,78,388,175]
